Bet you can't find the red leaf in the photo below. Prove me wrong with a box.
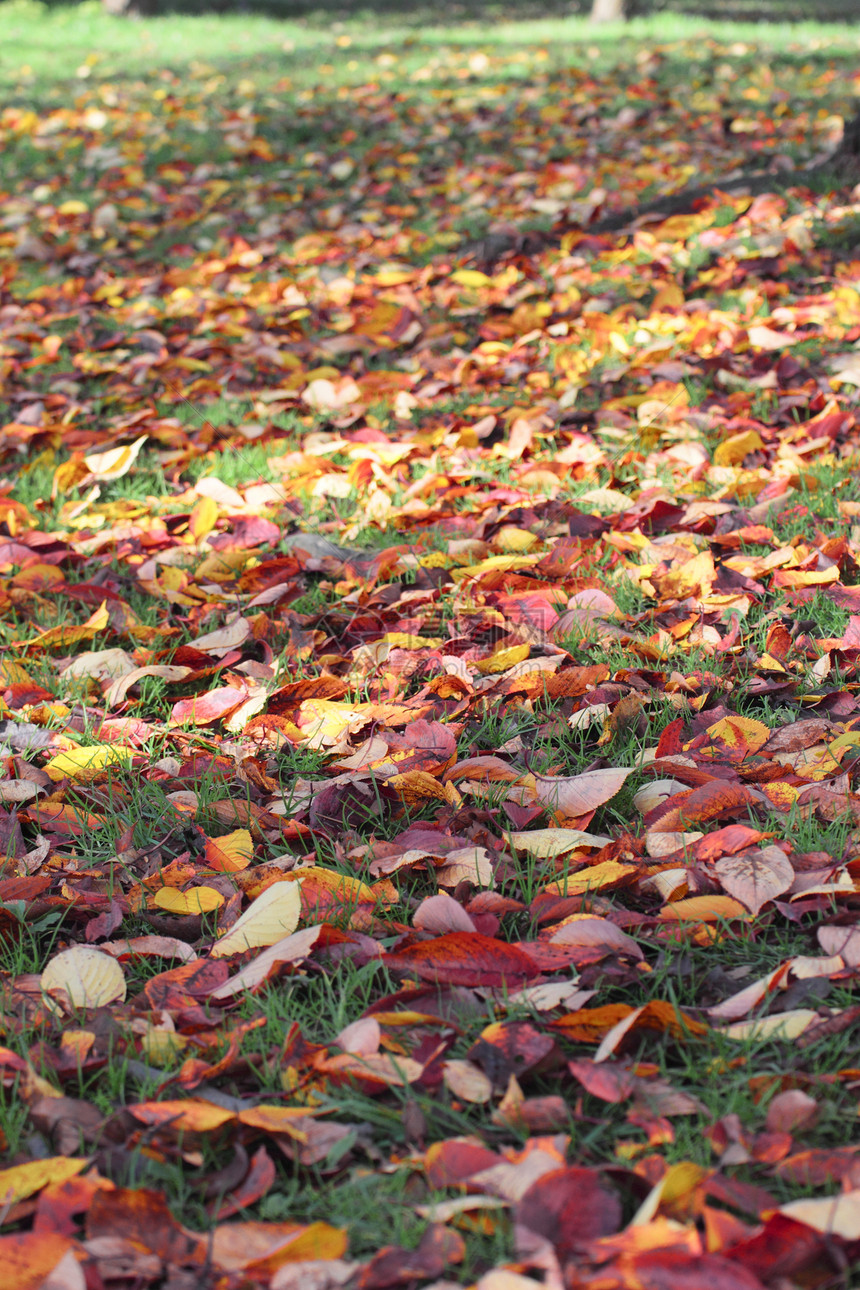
[651,779,751,831]
[385,932,540,986]
[516,1166,621,1257]
[620,1249,766,1289]
[424,1139,502,1189]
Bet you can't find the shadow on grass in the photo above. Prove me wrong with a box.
[37,0,860,22]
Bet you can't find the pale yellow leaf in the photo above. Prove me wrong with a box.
[719,1008,824,1042]
[443,1059,493,1104]
[532,766,631,817]
[210,880,302,958]
[210,926,323,1000]
[41,945,126,1012]
[437,846,495,889]
[506,828,611,858]
[84,434,148,481]
[780,1189,860,1239]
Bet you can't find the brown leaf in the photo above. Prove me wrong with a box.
[532,766,631,817]
[713,846,794,916]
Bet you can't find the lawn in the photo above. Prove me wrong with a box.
[2,1,860,1286]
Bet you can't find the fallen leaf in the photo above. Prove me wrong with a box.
[779,1189,860,1239]
[714,846,794,916]
[153,886,225,916]
[532,767,632,817]
[84,435,148,481]
[443,1060,494,1104]
[210,881,302,958]
[41,946,126,1012]
[44,744,135,781]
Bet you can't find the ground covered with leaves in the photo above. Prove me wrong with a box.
[4,4,860,1288]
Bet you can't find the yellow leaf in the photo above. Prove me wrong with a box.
[153,886,225,915]
[205,828,254,873]
[189,495,219,542]
[210,880,301,958]
[382,632,444,648]
[701,714,770,755]
[474,644,531,674]
[713,430,764,467]
[494,526,539,552]
[450,554,535,582]
[44,744,135,782]
[138,1026,188,1064]
[23,601,110,651]
[544,860,638,896]
[631,1160,708,1227]
[0,1157,86,1207]
[386,770,458,806]
[84,434,148,481]
[450,269,493,288]
[41,945,126,1011]
[195,551,252,584]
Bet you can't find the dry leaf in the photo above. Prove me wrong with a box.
[41,946,126,1012]
[210,881,302,958]
[532,767,631,817]
[713,846,794,916]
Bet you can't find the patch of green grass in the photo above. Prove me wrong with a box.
[754,800,856,858]
[555,914,860,1187]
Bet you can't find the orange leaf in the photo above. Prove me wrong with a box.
[593,1000,708,1061]
[128,1100,235,1135]
[551,1004,635,1043]
[653,780,750,831]
[0,1232,74,1290]
[659,895,749,922]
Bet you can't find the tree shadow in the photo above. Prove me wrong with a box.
[46,0,860,21]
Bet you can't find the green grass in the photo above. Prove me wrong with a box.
[2,0,860,99]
